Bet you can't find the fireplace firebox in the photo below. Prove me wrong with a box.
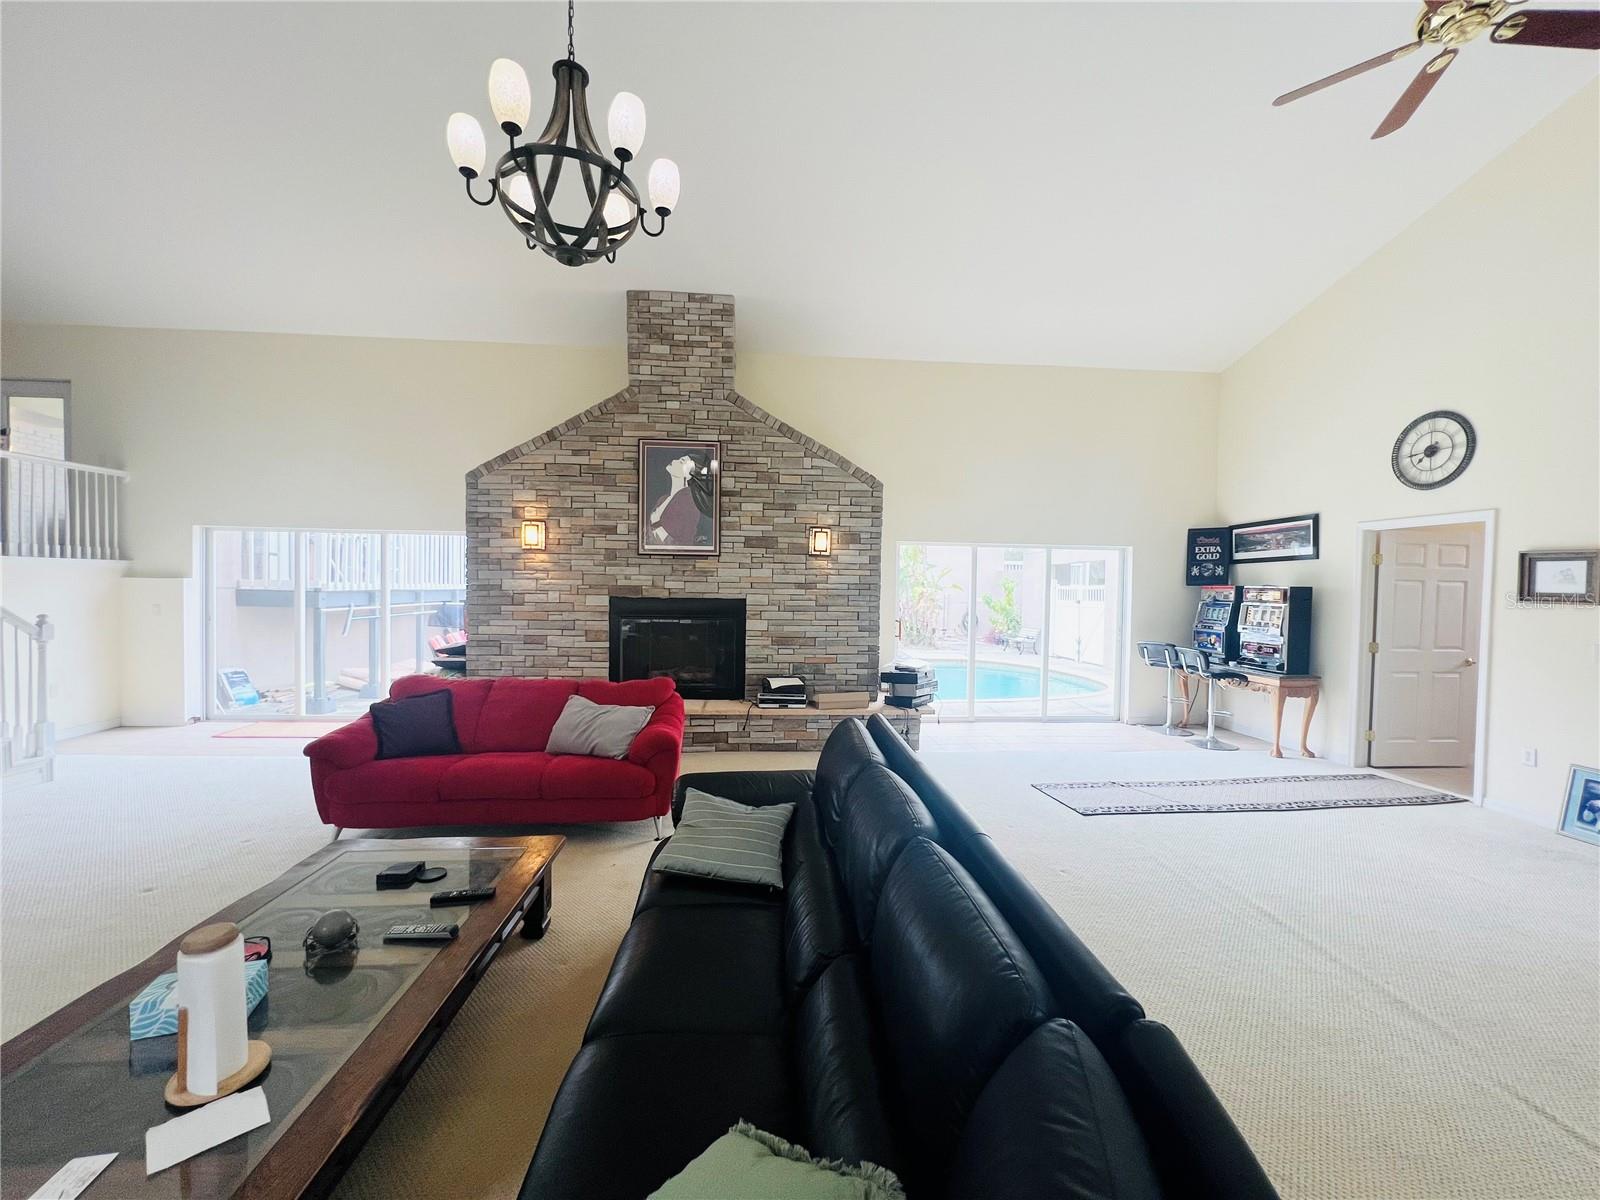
[608,597,747,700]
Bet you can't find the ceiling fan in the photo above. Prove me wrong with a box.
[1273,1,1600,138]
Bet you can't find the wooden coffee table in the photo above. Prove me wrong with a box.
[1,835,562,1199]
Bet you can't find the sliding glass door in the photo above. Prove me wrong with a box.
[204,527,466,720]
[895,542,1126,721]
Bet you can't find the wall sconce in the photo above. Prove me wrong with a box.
[808,526,833,557]
[520,519,546,551]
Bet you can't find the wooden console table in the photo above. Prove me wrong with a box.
[1216,670,1322,759]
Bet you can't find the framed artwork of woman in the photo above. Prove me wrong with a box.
[638,438,720,555]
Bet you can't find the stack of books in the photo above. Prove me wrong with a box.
[756,675,809,709]
[814,691,873,711]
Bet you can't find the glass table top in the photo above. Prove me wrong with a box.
[1,846,525,1199]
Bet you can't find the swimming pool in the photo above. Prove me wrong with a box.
[928,660,1103,702]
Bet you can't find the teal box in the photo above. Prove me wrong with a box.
[128,960,269,1041]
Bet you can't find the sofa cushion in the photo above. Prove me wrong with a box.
[370,688,462,759]
[438,753,551,801]
[794,956,901,1176]
[585,905,786,1039]
[673,771,815,825]
[871,838,1054,1191]
[652,790,795,889]
[783,800,856,989]
[635,839,786,915]
[473,678,579,752]
[547,693,655,759]
[813,719,884,845]
[949,1019,1162,1200]
[1110,1018,1281,1199]
[542,754,657,802]
[518,1033,797,1200]
[837,765,940,943]
[322,755,464,808]
[390,675,494,750]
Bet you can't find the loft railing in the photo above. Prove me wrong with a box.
[0,450,128,560]
[1,608,54,783]
[237,530,466,592]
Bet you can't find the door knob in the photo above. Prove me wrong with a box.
[1462,657,1477,668]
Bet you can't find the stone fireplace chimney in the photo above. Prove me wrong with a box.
[465,292,884,703]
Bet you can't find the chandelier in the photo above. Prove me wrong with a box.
[445,1,679,267]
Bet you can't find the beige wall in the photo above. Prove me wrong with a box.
[1,321,1219,725]
[0,558,127,738]
[1216,85,1600,825]
[738,354,1218,719]
[0,325,626,578]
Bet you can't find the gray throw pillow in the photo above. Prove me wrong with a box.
[545,694,654,759]
[653,789,795,889]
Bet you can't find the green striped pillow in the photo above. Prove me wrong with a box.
[653,789,796,889]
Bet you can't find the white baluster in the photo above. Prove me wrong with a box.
[47,464,59,558]
[110,477,120,559]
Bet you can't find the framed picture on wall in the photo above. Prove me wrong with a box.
[638,438,720,556]
[1557,765,1600,845]
[1230,514,1320,564]
[1517,550,1598,605]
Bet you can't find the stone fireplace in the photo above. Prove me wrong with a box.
[465,291,894,745]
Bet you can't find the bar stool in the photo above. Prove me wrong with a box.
[1136,641,1192,738]
[1173,646,1247,752]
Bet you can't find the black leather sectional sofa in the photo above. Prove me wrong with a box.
[520,714,1278,1199]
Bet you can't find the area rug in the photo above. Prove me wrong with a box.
[1032,773,1466,816]
[214,720,352,738]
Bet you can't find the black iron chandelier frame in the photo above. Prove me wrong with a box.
[458,2,669,267]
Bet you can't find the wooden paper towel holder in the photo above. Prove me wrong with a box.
[165,1006,272,1107]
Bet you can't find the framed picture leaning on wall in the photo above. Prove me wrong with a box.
[1558,766,1600,845]
[638,438,720,556]
[1230,514,1319,564]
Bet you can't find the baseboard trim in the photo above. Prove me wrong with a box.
[57,719,120,742]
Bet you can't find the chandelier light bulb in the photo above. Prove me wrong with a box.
[647,158,680,215]
[607,91,647,162]
[488,58,532,135]
[446,113,487,177]
[602,189,635,229]
[504,172,537,225]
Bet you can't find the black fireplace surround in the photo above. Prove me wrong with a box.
[609,597,747,700]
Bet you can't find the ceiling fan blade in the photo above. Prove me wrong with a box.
[1372,48,1458,139]
[1273,42,1423,106]
[1491,9,1600,49]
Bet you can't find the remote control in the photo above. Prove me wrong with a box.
[383,923,459,943]
[431,887,496,907]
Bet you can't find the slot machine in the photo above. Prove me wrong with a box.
[1191,584,1243,668]
[1235,586,1312,675]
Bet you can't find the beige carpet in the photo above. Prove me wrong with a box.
[3,748,1598,1200]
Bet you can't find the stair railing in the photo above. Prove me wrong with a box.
[1,608,55,783]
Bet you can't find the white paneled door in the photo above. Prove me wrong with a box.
[1369,524,1484,768]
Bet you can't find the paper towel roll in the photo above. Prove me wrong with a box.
[176,922,248,1096]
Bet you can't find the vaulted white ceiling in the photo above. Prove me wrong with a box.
[2,1,1594,370]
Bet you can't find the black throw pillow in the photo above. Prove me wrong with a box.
[371,689,462,760]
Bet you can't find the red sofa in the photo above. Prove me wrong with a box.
[304,676,685,832]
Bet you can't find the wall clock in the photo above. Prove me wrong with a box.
[1391,410,1476,490]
